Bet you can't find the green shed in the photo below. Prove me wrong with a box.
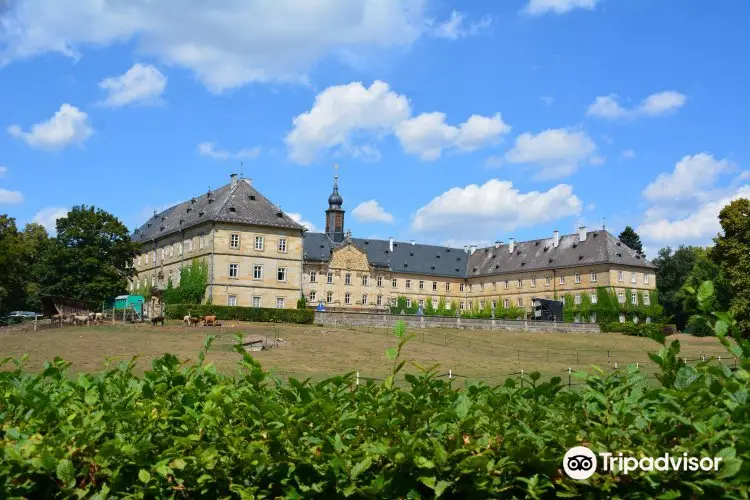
[111,295,145,312]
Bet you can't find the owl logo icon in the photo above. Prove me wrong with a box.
[563,446,597,480]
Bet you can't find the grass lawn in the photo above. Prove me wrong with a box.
[0,321,734,385]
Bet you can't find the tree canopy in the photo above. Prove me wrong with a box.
[618,226,644,255]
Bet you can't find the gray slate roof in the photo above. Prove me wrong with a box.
[132,178,304,241]
[303,230,655,278]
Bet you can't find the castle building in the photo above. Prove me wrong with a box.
[131,173,657,321]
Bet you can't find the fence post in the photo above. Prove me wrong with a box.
[356,371,360,386]
[636,362,639,369]
[517,348,520,362]
[568,367,571,389]
[607,350,611,368]
[520,369,524,388]
[614,361,618,369]
[449,369,452,380]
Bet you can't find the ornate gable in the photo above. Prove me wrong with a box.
[329,243,369,272]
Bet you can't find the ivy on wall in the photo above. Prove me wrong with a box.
[563,287,663,323]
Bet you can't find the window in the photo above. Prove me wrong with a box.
[531,277,536,287]
[469,284,473,292]
[229,263,238,278]
[160,248,165,261]
[326,291,333,304]
[460,283,465,292]
[362,294,368,305]
[185,240,192,252]
[310,271,317,283]
[644,273,650,285]
[278,238,287,252]
[345,293,351,305]
[277,267,287,282]
[392,278,398,288]
[591,293,598,304]
[446,301,452,310]
[575,294,581,305]
[545,275,551,286]
[492,300,497,309]
[253,265,263,280]
[618,271,624,282]
[276,297,285,309]
[575,273,581,284]
[228,295,237,307]
[590,313,597,323]
[619,313,626,323]
[645,317,652,324]
[137,255,142,266]
[310,290,316,302]
[432,281,437,291]
[631,291,638,305]
[504,280,510,289]
[480,283,485,292]
[377,295,383,306]
[255,236,264,251]
[468,300,473,309]
[130,281,134,291]
[432,299,438,309]
[517,279,522,288]
[345,273,351,285]
[406,298,412,307]
[362,275,368,286]
[559,276,565,285]
[480,300,485,309]
[643,293,651,306]
[631,272,637,284]
[460,301,465,310]
[406,280,411,289]
[445,282,451,291]
[377,276,382,287]
[145,253,149,265]
[618,292,625,304]
[504,298,509,308]
[253,296,261,308]
[199,236,205,249]
[168,270,172,283]
[574,315,581,324]
[230,233,240,249]
[492,282,497,291]
[419,280,424,290]
[419,299,425,308]
[169,245,174,257]
[327,272,333,284]
[517,297,522,307]
[151,276,156,286]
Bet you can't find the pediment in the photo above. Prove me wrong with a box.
[330,243,369,271]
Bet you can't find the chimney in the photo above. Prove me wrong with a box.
[508,238,515,253]
[230,173,238,187]
[389,237,394,252]
[494,240,502,249]
[553,229,560,248]
[410,240,415,246]
[464,245,469,254]
[469,245,477,255]
[578,226,587,242]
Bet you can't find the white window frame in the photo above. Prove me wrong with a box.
[377,295,383,306]
[591,293,598,304]
[276,297,285,309]
[516,297,522,307]
[406,298,412,308]
[545,275,551,286]
[530,277,536,288]
[255,236,265,251]
[252,296,261,308]
[559,276,565,285]
[504,280,509,290]
[327,272,333,284]
[445,282,451,291]
[631,272,637,284]
[643,293,651,306]
[309,290,316,302]
[460,283,465,292]
[230,233,240,249]
[419,280,424,290]
[377,276,382,287]
[517,279,522,288]
[618,292,625,304]
[504,299,509,308]
[199,236,205,249]
[326,292,333,304]
[631,291,638,305]
[362,294,368,305]
[432,298,438,309]
[278,238,287,253]
[253,265,263,280]
[229,263,239,279]
[345,273,351,285]
[432,281,437,291]
[590,271,597,283]
[618,271,624,282]
[310,271,317,283]
[406,280,411,289]
[575,273,581,284]
[419,299,425,308]
[277,267,287,282]
[228,295,237,307]
[644,273,650,285]
[460,301,465,310]
[574,294,581,305]
[362,275,368,286]
[345,292,351,305]
[392,278,398,288]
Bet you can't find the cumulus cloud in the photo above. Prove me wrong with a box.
[642,153,734,203]
[32,207,69,233]
[352,200,394,223]
[427,10,492,39]
[504,128,599,179]
[198,142,261,161]
[0,0,444,92]
[286,80,510,163]
[411,179,582,241]
[587,91,687,120]
[7,104,93,150]
[99,63,167,107]
[0,188,24,204]
[523,0,600,15]
[287,212,318,232]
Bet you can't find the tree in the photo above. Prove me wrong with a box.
[618,226,644,255]
[20,223,51,312]
[0,215,24,313]
[652,245,701,329]
[38,206,139,307]
[677,247,730,330]
[712,198,750,336]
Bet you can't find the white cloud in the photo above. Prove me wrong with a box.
[428,10,492,39]
[7,104,93,150]
[0,188,24,204]
[352,200,394,223]
[504,128,598,179]
[642,153,734,203]
[637,185,750,243]
[286,80,410,164]
[395,112,510,160]
[411,179,582,240]
[587,91,687,120]
[198,142,260,161]
[287,212,318,232]
[485,155,503,168]
[0,0,438,93]
[0,166,7,178]
[621,149,636,159]
[99,63,167,107]
[32,207,69,233]
[524,0,600,15]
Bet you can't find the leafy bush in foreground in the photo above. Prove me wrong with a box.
[163,304,314,324]
[1,282,748,498]
[599,321,665,341]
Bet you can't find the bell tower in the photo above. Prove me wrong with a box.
[325,165,345,243]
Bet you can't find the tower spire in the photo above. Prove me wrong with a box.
[325,164,345,242]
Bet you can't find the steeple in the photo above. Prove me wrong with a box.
[325,164,345,242]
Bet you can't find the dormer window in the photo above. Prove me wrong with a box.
[229,206,236,212]
[249,195,256,200]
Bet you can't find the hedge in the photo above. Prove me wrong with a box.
[163,304,314,324]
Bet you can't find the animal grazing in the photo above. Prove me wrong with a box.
[71,314,90,326]
[51,314,64,325]
[190,316,201,326]
[203,315,217,327]
[151,316,165,326]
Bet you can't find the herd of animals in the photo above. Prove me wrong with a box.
[47,312,220,327]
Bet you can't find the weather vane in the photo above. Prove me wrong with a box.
[239,161,244,178]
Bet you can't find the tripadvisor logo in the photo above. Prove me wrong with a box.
[563,446,725,479]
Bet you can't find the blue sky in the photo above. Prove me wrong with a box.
[1,0,748,256]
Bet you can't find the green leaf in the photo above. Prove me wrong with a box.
[716,458,742,479]
[350,457,372,479]
[56,459,74,484]
[385,348,397,361]
[415,456,435,469]
[418,476,436,489]
[697,280,715,311]
[435,480,453,498]
[139,469,152,484]
[384,375,394,389]
[714,320,729,336]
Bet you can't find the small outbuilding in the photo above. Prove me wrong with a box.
[531,297,564,322]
